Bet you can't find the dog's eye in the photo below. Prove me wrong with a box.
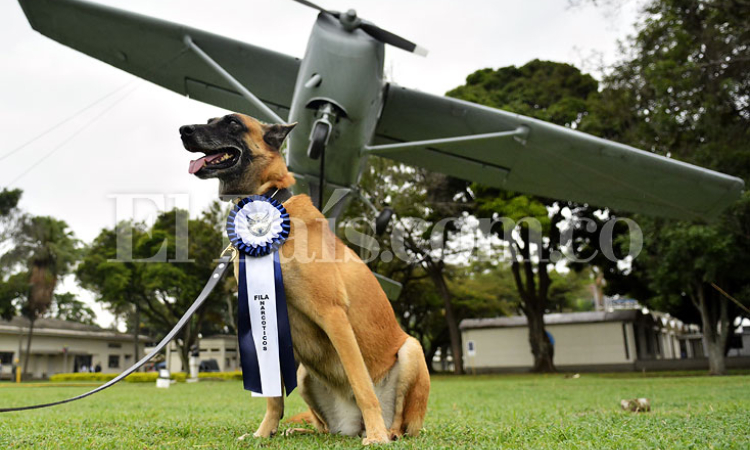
[228,118,242,131]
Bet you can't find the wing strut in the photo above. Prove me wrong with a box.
[184,36,286,124]
[364,126,529,155]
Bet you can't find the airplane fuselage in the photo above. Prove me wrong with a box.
[286,13,386,202]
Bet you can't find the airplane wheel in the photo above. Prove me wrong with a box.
[308,122,329,160]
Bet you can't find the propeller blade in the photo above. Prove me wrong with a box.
[290,0,426,56]
[290,0,339,17]
[360,21,428,56]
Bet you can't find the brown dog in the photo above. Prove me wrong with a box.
[180,113,430,444]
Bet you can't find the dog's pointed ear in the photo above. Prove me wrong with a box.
[263,122,297,150]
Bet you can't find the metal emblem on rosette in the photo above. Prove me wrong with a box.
[226,195,290,257]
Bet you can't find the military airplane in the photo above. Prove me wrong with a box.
[17,0,744,222]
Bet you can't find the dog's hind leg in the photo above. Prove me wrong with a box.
[390,336,430,438]
[401,356,429,436]
[295,364,329,434]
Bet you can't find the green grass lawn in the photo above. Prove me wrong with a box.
[1,373,749,449]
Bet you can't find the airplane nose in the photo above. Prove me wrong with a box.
[180,125,195,136]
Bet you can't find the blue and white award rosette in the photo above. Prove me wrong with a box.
[227,195,296,397]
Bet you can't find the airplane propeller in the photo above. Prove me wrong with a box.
[291,0,428,56]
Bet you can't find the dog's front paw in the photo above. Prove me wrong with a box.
[252,428,277,439]
[362,429,391,445]
[238,427,277,440]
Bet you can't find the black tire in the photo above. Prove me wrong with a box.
[307,122,329,160]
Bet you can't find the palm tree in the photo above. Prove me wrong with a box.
[1,216,79,377]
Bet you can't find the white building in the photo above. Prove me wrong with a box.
[460,310,695,372]
[163,335,240,373]
[0,317,148,380]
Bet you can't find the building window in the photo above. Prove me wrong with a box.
[108,355,120,369]
[622,323,630,360]
[108,343,122,349]
[0,352,13,364]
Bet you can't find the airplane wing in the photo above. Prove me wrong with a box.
[371,84,744,221]
[18,0,300,119]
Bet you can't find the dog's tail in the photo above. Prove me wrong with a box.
[286,409,315,424]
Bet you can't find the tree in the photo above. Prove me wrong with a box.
[78,208,234,371]
[0,188,23,319]
[1,216,79,376]
[0,272,26,321]
[547,270,597,313]
[0,188,22,222]
[143,209,233,369]
[77,222,151,365]
[581,0,750,375]
[401,173,475,375]
[448,59,601,372]
[344,158,479,374]
[47,292,97,325]
[650,214,748,373]
[341,175,519,373]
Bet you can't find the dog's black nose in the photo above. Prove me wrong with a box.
[180,125,195,136]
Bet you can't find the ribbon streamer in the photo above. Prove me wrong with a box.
[274,251,297,395]
[228,195,296,397]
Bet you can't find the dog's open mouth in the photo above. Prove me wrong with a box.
[188,148,241,174]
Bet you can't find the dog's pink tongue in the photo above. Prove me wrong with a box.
[188,153,223,174]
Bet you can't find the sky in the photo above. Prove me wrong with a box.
[0,0,645,328]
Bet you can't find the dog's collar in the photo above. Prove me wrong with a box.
[231,188,292,206]
[261,187,293,203]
